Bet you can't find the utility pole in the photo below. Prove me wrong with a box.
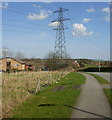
[99,50,101,72]
[52,7,70,59]
[99,59,100,72]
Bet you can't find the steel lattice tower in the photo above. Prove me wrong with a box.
[52,7,70,59]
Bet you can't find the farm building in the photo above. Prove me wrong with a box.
[72,61,80,67]
[0,57,34,72]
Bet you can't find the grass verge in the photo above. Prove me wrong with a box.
[103,89,112,107]
[12,72,86,118]
[88,73,109,84]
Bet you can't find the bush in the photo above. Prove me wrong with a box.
[10,68,19,72]
[45,58,69,71]
[79,62,85,67]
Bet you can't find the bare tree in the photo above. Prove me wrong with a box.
[15,52,25,59]
[45,52,71,59]
[45,52,55,59]
[2,47,14,58]
[44,52,70,71]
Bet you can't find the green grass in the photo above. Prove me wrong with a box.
[78,64,99,71]
[78,63,108,71]
[88,73,109,84]
[103,89,112,107]
[12,72,86,118]
[84,64,107,68]
[84,64,98,68]
[59,72,86,85]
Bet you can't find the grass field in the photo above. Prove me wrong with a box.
[88,73,109,84]
[84,64,98,68]
[12,72,86,118]
[2,71,69,118]
[78,64,98,71]
[103,89,112,107]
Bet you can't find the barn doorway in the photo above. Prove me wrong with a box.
[6,61,11,72]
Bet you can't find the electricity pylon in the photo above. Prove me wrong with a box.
[52,7,70,59]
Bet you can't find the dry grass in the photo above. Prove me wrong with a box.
[2,71,69,118]
[0,74,2,119]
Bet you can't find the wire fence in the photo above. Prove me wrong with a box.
[2,71,69,118]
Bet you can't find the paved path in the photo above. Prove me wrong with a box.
[101,84,111,89]
[88,72,111,83]
[71,73,111,118]
[88,72,111,88]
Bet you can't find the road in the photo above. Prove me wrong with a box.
[71,73,111,118]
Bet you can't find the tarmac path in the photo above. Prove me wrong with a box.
[71,73,111,118]
[88,72,111,88]
[88,72,111,83]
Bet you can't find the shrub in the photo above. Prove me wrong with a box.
[10,68,19,72]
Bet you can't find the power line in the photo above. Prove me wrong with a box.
[0,29,37,34]
[68,18,107,58]
[68,12,107,50]
[66,29,99,59]
[68,20,107,59]
[69,21,98,51]
[69,20,98,50]
[7,8,27,15]
[2,5,109,60]
[2,7,54,32]
[55,24,97,59]
[67,21,105,59]
[1,19,49,27]
[6,7,54,19]
[1,23,52,32]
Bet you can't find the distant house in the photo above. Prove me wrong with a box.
[94,62,99,66]
[25,64,35,71]
[0,57,34,72]
[72,61,80,67]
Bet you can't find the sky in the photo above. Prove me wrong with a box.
[1,2,110,60]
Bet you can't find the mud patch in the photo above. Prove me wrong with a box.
[51,85,66,91]
[38,104,56,107]
[72,85,81,89]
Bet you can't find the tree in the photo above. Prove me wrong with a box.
[109,61,112,67]
[45,52,55,59]
[15,52,25,59]
[2,47,14,58]
[44,52,69,71]
[79,61,85,67]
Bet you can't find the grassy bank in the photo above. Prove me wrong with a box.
[88,73,109,84]
[103,89,112,107]
[12,72,86,118]
[2,71,68,118]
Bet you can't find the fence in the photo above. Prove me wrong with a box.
[2,71,69,118]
